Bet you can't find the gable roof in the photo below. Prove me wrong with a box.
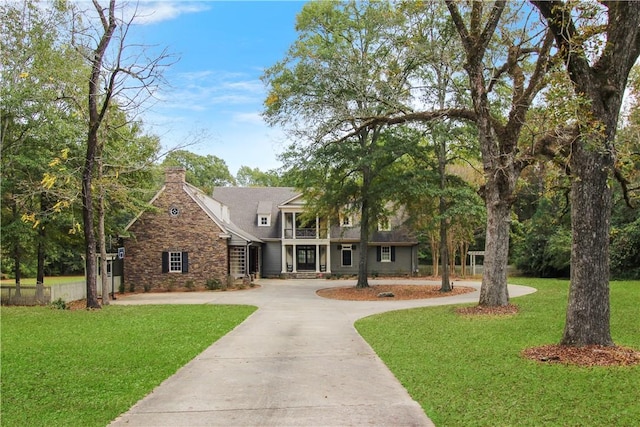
[125,181,263,244]
[212,187,300,240]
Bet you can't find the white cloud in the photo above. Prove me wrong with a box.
[157,70,266,111]
[128,2,210,25]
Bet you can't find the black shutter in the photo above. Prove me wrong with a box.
[376,246,381,262]
[162,252,169,273]
[353,244,356,251]
[391,246,396,262]
[182,252,189,273]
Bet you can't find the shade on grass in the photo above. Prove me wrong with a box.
[356,278,639,426]
[1,304,256,427]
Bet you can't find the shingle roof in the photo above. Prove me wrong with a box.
[212,187,300,240]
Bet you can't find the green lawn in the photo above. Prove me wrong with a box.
[356,278,640,426]
[1,304,256,427]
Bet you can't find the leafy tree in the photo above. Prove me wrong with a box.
[236,166,286,187]
[532,0,640,346]
[444,1,555,306]
[332,1,555,305]
[162,150,235,192]
[0,0,86,294]
[263,1,419,288]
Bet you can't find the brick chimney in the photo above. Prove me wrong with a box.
[165,167,186,186]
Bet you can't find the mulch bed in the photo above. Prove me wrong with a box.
[316,284,475,301]
[522,344,640,367]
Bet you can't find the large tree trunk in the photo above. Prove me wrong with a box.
[83,0,116,309]
[98,154,109,305]
[82,145,100,309]
[562,142,614,346]
[532,0,640,347]
[479,183,511,306]
[356,175,371,289]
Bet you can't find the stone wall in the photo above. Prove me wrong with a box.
[124,169,229,291]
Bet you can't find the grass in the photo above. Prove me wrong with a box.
[1,304,256,427]
[356,278,640,426]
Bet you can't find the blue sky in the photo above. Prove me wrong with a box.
[129,1,307,175]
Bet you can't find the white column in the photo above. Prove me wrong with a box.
[326,243,331,273]
[281,244,286,273]
[292,244,297,273]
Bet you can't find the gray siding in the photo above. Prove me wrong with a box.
[330,244,360,276]
[330,244,417,277]
[262,241,283,277]
[368,245,416,276]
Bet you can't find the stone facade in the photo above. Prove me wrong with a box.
[124,168,229,292]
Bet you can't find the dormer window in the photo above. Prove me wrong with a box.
[257,201,272,227]
[258,214,271,227]
[341,215,353,227]
[378,217,391,231]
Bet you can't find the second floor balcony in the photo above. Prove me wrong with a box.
[284,227,328,239]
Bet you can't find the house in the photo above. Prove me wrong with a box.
[123,168,418,291]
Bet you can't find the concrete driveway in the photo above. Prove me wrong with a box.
[109,279,536,427]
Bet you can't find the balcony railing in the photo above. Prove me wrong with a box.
[284,228,328,239]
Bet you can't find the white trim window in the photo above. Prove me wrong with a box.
[341,244,353,267]
[169,251,183,272]
[258,214,271,227]
[162,251,188,273]
[380,246,391,262]
[341,214,353,227]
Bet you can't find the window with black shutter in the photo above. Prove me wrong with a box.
[162,251,188,273]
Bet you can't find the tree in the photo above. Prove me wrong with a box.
[444,1,555,306]
[73,0,172,308]
[532,1,640,346]
[329,2,555,304]
[162,150,235,192]
[1,0,86,293]
[236,166,285,187]
[263,1,419,288]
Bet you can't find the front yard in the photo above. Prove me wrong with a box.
[356,278,640,426]
[0,304,256,426]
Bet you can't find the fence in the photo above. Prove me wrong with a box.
[1,286,51,306]
[1,276,121,306]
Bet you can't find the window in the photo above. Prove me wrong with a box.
[162,251,189,273]
[341,215,353,227]
[380,246,391,262]
[377,246,395,263]
[169,252,182,272]
[258,214,271,227]
[378,217,391,231]
[341,244,353,267]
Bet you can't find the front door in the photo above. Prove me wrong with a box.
[296,246,316,271]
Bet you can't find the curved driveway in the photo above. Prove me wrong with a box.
[109,279,536,427]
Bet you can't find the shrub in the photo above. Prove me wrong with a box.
[50,298,67,310]
[205,278,225,290]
